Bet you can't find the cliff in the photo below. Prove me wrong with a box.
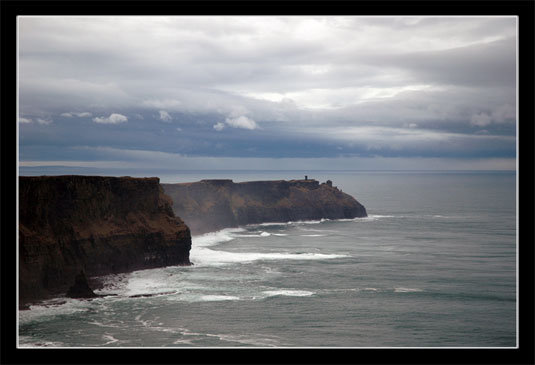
[19,176,191,305]
[162,179,367,235]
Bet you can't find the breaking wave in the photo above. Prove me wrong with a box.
[263,290,314,297]
[191,249,349,267]
[190,227,349,267]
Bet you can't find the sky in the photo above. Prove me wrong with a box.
[18,16,517,172]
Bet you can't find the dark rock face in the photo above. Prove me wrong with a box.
[66,271,97,299]
[162,179,367,235]
[19,175,191,305]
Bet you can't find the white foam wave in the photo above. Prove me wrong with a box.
[190,248,349,267]
[163,292,239,303]
[254,219,325,227]
[88,320,123,329]
[234,231,271,238]
[99,266,201,298]
[18,336,65,347]
[200,295,241,302]
[173,338,195,345]
[263,290,314,297]
[430,215,465,219]
[18,298,90,324]
[323,288,360,293]
[394,287,424,293]
[334,215,394,222]
[300,234,326,237]
[290,219,324,225]
[135,315,195,338]
[120,269,185,298]
[255,222,288,227]
[235,216,383,232]
[134,313,152,328]
[192,228,245,248]
[205,333,281,347]
[125,276,164,296]
[354,214,463,221]
[366,214,397,220]
[299,227,337,232]
[102,334,124,346]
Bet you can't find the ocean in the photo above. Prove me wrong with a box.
[18,171,517,348]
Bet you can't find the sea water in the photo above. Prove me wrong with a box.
[18,171,517,347]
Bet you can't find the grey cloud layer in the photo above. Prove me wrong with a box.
[18,16,517,167]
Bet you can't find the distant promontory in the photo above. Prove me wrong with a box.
[162,178,367,235]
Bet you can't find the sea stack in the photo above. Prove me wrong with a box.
[66,271,98,299]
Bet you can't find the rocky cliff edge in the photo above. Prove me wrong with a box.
[19,175,191,305]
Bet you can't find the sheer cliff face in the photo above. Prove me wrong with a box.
[162,179,367,235]
[19,176,191,304]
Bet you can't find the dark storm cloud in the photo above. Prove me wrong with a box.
[18,16,517,170]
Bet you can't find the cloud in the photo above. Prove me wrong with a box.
[19,76,131,115]
[159,110,172,122]
[470,113,492,127]
[36,118,53,125]
[19,117,33,123]
[213,122,225,131]
[224,115,258,130]
[61,111,93,118]
[491,103,516,123]
[92,113,128,124]
[470,103,516,127]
